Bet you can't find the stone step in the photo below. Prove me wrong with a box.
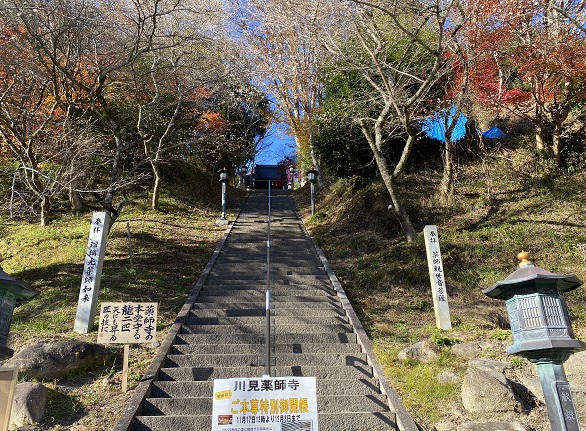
[149,378,382,398]
[194,295,340,304]
[142,394,389,416]
[199,284,334,293]
[174,332,357,345]
[196,289,335,298]
[133,411,397,431]
[179,323,353,335]
[169,343,362,355]
[185,316,348,326]
[189,306,345,318]
[158,365,373,381]
[203,278,331,286]
[164,353,368,368]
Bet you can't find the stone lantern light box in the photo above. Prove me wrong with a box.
[483,252,584,358]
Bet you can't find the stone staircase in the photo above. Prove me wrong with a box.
[114,190,418,431]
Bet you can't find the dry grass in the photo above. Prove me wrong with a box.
[295,147,586,430]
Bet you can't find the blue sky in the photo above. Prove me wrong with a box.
[254,123,296,165]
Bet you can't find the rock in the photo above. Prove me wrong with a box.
[461,365,524,414]
[398,340,440,363]
[468,359,511,373]
[566,351,586,384]
[4,340,114,381]
[437,370,460,384]
[452,342,482,360]
[518,375,545,404]
[10,382,47,428]
[458,421,530,431]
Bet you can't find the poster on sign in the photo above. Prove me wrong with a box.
[212,376,318,431]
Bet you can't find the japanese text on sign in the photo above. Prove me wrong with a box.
[97,302,157,344]
[213,377,318,431]
[423,225,452,330]
[74,211,110,334]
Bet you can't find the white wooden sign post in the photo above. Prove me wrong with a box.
[423,225,452,330]
[74,211,110,334]
[0,367,17,431]
[97,302,158,392]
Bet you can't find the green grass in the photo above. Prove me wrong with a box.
[295,148,586,430]
[0,161,244,430]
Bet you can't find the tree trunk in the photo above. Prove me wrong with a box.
[370,143,416,242]
[40,195,50,226]
[69,187,85,215]
[151,161,162,211]
[440,139,455,203]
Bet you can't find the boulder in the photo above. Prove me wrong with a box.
[4,340,114,381]
[398,340,440,363]
[461,364,524,414]
[451,342,483,360]
[10,382,47,428]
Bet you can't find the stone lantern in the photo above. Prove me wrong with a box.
[0,268,38,359]
[483,252,584,431]
[216,168,230,226]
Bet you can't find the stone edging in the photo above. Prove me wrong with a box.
[112,203,243,431]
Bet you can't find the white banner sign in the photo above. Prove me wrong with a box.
[97,302,157,344]
[212,376,318,431]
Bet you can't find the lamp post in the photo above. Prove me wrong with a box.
[0,268,38,359]
[216,168,230,226]
[307,168,319,215]
[483,252,584,431]
[288,166,294,190]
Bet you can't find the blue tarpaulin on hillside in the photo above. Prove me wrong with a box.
[481,126,507,139]
[421,106,468,142]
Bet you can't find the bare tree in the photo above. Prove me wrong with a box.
[226,0,344,179]
[2,0,226,224]
[324,0,463,241]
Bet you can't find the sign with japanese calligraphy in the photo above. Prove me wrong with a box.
[0,367,17,431]
[212,376,318,431]
[74,211,110,333]
[555,382,581,431]
[97,302,157,344]
[423,225,452,330]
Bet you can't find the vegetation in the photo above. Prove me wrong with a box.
[0,161,244,430]
[295,145,586,430]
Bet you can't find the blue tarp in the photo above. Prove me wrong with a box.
[421,106,468,143]
[481,126,507,139]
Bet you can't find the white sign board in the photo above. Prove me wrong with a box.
[212,376,318,431]
[97,302,157,344]
[423,225,452,330]
[74,211,110,333]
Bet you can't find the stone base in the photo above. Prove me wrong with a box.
[0,345,14,360]
[216,218,229,226]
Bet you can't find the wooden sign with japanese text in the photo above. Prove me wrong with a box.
[212,376,319,431]
[0,367,17,431]
[97,302,157,344]
[74,211,110,333]
[424,225,452,330]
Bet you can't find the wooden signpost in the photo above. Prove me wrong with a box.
[97,302,158,392]
[0,368,17,431]
[423,225,452,330]
[74,212,110,334]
